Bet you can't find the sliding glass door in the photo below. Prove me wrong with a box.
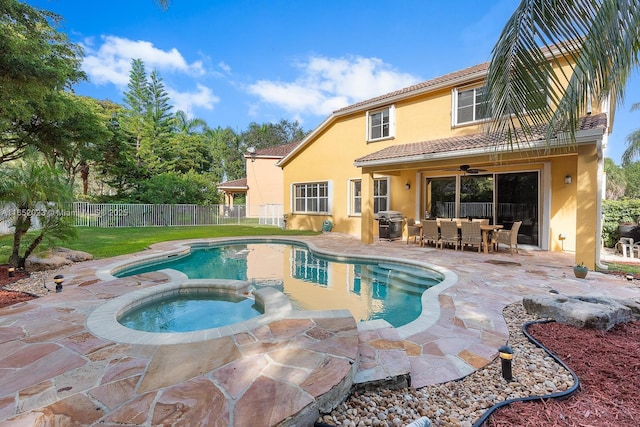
[496,172,538,245]
[425,171,539,245]
[460,175,493,220]
[426,177,455,218]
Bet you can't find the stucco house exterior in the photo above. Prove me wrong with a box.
[277,59,613,270]
[219,141,300,220]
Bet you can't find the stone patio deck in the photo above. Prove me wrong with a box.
[1,234,639,426]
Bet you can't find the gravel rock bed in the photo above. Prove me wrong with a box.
[3,270,64,296]
[319,303,568,427]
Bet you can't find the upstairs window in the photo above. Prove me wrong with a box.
[367,106,395,141]
[453,86,490,125]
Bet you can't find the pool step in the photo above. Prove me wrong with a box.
[359,265,435,295]
[377,263,441,281]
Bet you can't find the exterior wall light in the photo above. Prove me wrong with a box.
[405,182,411,190]
[498,345,513,381]
[7,267,15,277]
[564,175,572,184]
[53,275,64,293]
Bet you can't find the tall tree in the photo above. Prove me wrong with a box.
[205,126,241,181]
[122,59,150,159]
[604,157,626,199]
[0,0,85,163]
[146,71,173,141]
[623,161,640,199]
[173,110,207,135]
[484,0,640,145]
[240,119,307,150]
[621,102,640,165]
[93,101,145,199]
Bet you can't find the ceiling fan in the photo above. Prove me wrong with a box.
[444,164,488,175]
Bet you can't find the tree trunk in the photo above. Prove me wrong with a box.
[80,161,90,195]
[9,215,30,268]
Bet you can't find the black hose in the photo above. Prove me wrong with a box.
[471,320,580,427]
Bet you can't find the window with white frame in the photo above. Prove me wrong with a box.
[349,179,362,215]
[293,182,329,213]
[367,106,395,141]
[453,86,490,125]
[373,178,389,213]
[349,178,389,215]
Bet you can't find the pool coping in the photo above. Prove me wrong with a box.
[90,236,458,345]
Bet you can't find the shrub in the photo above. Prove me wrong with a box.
[601,199,640,247]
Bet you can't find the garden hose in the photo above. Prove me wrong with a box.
[471,320,580,427]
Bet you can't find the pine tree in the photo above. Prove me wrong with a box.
[122,59,150,163]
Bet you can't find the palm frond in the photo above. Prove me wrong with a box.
[485,0,640,147]
[622,128,640,165]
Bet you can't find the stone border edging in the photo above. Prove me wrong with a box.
[86,278,293,345]
[471,320,581,427]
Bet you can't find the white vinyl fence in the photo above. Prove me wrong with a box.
[0,202,285,232]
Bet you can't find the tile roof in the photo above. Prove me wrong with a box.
[332,41,580,116]
[218,178,247,189]
[248,141,302,158]
[334,63,489,114]
[354,113,608,165]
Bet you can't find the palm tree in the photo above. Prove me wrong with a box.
[621,102,640,164]
[173,110,207,135]
[0,156,76,268]
[484,0,640,144]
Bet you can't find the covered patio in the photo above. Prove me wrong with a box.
[354,114,608,270]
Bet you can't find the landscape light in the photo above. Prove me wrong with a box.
[53,275,64,293]
[498,345,513,381]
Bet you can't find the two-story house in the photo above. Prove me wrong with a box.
[277,60,612,269]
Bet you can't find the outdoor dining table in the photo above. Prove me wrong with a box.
[480,224,503,254]
[418,221,504,254]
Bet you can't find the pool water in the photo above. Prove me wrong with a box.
[116,243,442,327]
[119,294,262,332]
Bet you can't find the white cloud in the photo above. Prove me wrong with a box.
[82,35,205,86]
[167,84,219,115]
[218,61,232,74]
[247,55,421,117]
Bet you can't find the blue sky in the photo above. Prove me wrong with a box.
[30,0,639,163]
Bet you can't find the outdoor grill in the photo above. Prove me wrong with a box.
[376,211,405,241]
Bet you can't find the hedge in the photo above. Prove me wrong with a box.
[601,199,640,247]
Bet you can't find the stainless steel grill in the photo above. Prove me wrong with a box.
[376,211,404,241]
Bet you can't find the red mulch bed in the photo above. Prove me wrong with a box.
[0,265,36,309]
[486,320,640,426]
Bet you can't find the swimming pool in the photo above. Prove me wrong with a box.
[115,242,443,327]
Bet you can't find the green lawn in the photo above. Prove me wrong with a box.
[0,225,319,261]
[600,261,640,276]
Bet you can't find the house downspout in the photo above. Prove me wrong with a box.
[595,133,608,271]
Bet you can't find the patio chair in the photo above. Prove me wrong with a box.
[406,218,421,245]
[493,220,522,254]
[439,220,459,250]
[460,221,483,253]
[421,220,440,247]
[616,237,634,257]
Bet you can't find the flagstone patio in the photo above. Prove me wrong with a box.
[0,234,639,426]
